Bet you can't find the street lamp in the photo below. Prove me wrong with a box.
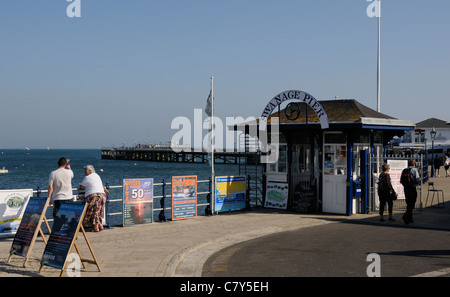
[430,127,437,177]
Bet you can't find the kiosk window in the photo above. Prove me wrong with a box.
[324,144,347,175]
[268,144,287,173]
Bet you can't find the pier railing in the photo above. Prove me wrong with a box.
[103,178,214,225]
[33,177,255,227]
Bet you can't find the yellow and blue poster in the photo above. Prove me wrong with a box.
[215,176,246,212]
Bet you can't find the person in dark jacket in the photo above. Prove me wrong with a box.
[378,163,396,222]
[400,159,421,224]
[434,155,442,177]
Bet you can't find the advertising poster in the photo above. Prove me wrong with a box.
[123,178,153,226]
[215,176,246,212]
[9,197,48,258]
[387,159,408,200]
[265,182,289,209]
[0,189,33,236]
[41,202,86,270]
[172,176,197,220]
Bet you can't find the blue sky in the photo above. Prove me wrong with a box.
[0,0,449,149]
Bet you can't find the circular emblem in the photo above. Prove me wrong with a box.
[6,196,24,209]
[285,102,301,121]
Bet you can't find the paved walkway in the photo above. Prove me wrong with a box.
[1,175,449,277]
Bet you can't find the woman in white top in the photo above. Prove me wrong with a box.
[444,155,450,177]
[79,165,106,232]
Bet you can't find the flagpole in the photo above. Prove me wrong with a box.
[210,76,215,215]
[377,0,381,112]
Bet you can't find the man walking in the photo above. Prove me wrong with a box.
[48,157,74,218]
[400,159,421,224]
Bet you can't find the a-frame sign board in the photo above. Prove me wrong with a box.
[7,197,51,267]
[38,201,101,277]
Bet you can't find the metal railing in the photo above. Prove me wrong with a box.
[104,179,213,224]
[33,178,215,226]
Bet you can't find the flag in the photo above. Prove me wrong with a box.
[205,91,212,116]
[204,89,213,166]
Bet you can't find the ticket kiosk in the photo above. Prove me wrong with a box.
[238,90,415,215]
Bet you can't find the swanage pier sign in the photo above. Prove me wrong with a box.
[261,90,329,129]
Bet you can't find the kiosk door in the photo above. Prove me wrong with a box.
[290,144,317,212]
[323,135,347,214]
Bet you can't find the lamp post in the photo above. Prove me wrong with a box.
[430,127,437,177]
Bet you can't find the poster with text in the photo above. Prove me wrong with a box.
[123,178,153,226]
[0,189,33,237]
[265,182,288,209]
[172,176,197,220]
[215,176,246,212]
[41,202,86,270]
[10,197,48,257]
[387,159,408,200]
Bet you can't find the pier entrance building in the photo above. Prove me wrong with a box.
[235,90,415,215]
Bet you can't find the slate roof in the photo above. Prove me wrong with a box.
[415,118,450,128]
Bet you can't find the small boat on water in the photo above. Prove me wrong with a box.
[0,167,8,174]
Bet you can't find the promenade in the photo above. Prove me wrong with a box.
[1,174,449,277]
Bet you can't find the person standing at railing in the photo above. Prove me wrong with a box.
[48,157,74,218]
[79,165,106,232]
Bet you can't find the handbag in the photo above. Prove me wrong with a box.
[389,190,398,200]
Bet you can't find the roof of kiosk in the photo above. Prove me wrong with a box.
[267,99,414,130]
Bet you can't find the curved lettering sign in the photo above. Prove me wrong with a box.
[261,90,329,129]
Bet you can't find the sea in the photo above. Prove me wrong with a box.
[0,149,242,226]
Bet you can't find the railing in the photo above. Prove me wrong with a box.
[33,178,216,226]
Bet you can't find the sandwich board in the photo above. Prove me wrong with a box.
[39,201,100,277]
[7,197,51,267]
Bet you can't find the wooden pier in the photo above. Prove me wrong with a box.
[101,146,260,164]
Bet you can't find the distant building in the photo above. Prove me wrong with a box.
[401,118,450,147]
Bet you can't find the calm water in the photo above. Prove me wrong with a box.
[0,149,242,225]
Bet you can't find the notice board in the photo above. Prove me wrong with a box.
[0,189,33,236]
[123,178,154,226]
[9,197,49,262]
[215,176,246,212]
[265,182,289,209]
[172,176,197,220]
[387,159,408,200]
[41,202,86,270]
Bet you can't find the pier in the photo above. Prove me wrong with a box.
[101,146,260,164]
